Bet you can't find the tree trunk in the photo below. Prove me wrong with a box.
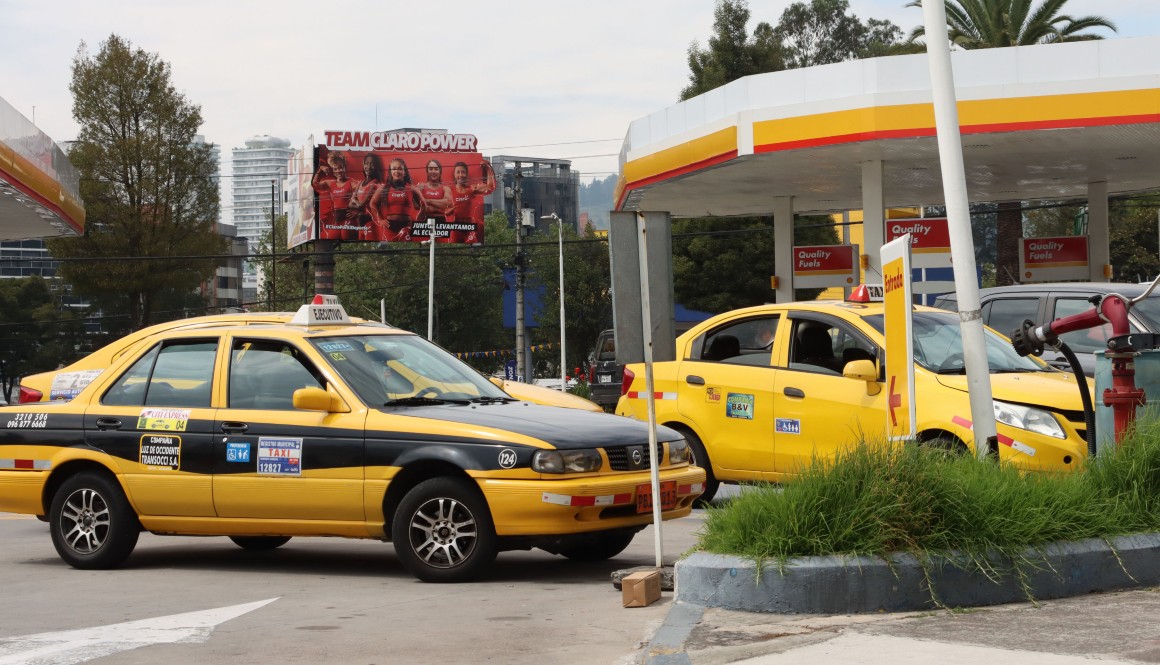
[995,201,1023,286]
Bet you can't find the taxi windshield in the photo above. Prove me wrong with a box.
[863,311,1049,373]
[310,334,510,406]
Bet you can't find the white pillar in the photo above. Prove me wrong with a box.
[774,197,794,303]
[1088,181,1110,282]
[862,160,885,281]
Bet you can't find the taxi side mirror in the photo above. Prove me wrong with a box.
[842,359,881,396]
[292,386,348,412]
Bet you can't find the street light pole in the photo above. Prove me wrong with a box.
[543,213,566,391]
[426,217,436,340]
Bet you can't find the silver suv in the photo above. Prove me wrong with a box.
[933,282,1160,376]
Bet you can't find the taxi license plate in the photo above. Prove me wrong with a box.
[599,374,612,383]
[636,480,678,513]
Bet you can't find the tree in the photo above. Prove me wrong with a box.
[47,34,225,335]
[0,277,85,402]
[907,1,1116,285]
[776,0,905,68]
[680,0,787,101]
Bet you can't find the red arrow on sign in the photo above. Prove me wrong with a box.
[888,375,902,428]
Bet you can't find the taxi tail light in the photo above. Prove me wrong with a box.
[18,385,43,404]
[621,366,635,397]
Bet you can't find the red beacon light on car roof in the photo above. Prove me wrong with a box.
[847,284,884,303]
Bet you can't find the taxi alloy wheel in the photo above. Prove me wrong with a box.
[229,536,292,550]
[392,477,497,583]
[49,471,140,570]
[683,430,719,506]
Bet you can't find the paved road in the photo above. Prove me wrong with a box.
[0,511,706,665]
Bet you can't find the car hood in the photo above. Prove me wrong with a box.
[371,401,681,450]
[498,380,604,412]
[934,371,1089,410]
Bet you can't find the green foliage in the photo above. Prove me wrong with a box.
[775,0,906,68]
[0,278,86,402]
[47,34,224,335]
[672,215,838,313]
[698,418,1160,598]
[907,0,1117,49]
[1109,195,1160,283]
[680,1,787,101]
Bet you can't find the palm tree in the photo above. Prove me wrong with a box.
[908,0,1116,284]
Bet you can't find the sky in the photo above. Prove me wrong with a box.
[4,0,1159,201]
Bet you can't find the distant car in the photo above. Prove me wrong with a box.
[616,297,1089,503]
[933,282,1160,376]
[0,297,704,582]
[587,329,622,409]
[17,312,602,412]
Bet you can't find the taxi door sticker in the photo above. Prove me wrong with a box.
[258,437,302,476]
[5,413,48,429]
[725,393,754,419]
[139,434,181,470]
[137,408,190,432]
[49,369,103,401]
[775,418,801,434]
[705,387,722,403]
[226,441,251,463]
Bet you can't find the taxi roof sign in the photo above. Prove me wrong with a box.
[848,284,884,302]
[290,295,353,326]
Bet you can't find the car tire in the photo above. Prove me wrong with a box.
[392,477,497,583]
[683,430,719,506]
[49,471,140,570]
[229,536,291,550]
[556,528,637,562]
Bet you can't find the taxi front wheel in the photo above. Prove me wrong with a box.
[392,477,498,583]
[684,430,719,506]
[49,471,140,570]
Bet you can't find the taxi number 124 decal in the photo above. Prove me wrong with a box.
[636,480,678,513]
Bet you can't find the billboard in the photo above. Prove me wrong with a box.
[885,217,951,269]
[791,244,859,289]
[286,144,315,250]
[308,130,495,248]
[1019,235,1089,282]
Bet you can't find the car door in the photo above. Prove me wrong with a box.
[85,337,221,517]
[772,313,885,476]
[212,336,366,522]
[676,314,780,478]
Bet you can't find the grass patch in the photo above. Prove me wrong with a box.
[698,416,1160,570]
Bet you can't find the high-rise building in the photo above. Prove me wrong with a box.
[486,156,580,233]
[230,136,293,301]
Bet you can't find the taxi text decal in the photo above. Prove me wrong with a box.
[49,369,103,400]
[705,387,722,403]
[725,393,754,420]
[137,408,190,432]
[139,435,181,470]
[226,441,251,463]
[258,437,302,475]
[775,418,801,434]
[6,413,48,429]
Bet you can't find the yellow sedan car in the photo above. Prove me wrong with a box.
[18,312,602,412]
[616,299,1090,503]
[0,298,702,582]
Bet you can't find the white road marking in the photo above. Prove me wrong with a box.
[0,598,278,665]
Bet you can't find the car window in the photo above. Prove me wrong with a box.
[788,318,876,376]
[983,298,1039,340]
[229,340,324,410]
[102,340,217,408]
[698,316,777,366]
[1053,298,1142,355]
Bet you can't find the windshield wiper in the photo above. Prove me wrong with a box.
[470,396,519,404]
[935,367,967,375]
[384,397,448,407]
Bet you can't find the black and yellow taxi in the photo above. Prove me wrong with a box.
[0,297,703,582]
[616,295,1090,503]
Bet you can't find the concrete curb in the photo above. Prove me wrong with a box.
[674,533,1160,614]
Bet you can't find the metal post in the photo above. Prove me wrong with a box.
[922,0,997,458]
[270,179,276,311]
[559,217,567,391]
[427,218,436,340]
[514,167,526,382]
[636,212,664,569]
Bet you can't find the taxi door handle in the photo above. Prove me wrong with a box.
[220,422,249,434]
[783,387,805,398]
[685,375,705,386]
[95,417,122,431]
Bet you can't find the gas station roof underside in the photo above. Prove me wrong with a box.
[0,96,84,241]
[616,36,1160,217]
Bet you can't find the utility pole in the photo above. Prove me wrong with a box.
[514,165,527,382]
[270,179,277,310]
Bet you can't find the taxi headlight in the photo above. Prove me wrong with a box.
[993,401,1065,439]
[668,439,689,464]
[532,449,602,474]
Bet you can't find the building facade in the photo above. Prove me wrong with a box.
[486,156,580,234]
[230,135,293,301]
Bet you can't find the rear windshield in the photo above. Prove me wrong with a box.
[595,333,616,361]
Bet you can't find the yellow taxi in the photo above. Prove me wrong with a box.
[18,312,603,412]
[0,297,703,582]
[616,296,1089,503]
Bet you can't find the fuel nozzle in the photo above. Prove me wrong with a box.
[1011,318,1053,357]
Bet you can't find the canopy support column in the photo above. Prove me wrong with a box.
[1088,181,1110,282]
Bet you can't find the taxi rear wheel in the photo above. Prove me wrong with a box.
[49,471,140,570]
[684,430,719,506]
[229,536,292,550]
[392,477,497,583]
[557,528,637,561]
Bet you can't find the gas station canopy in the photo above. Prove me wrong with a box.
[615,36,1160,217]
[0,96,84,241]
